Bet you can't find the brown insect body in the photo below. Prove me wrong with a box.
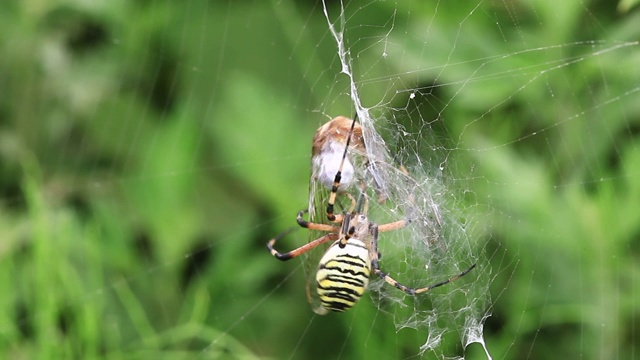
[311,116,366,192]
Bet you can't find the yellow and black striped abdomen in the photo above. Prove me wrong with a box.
[316,239,371,312]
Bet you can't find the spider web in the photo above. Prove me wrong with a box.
[315,1,491,357]
[1,0,639,359]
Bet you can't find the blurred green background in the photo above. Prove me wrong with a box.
[1,0,639,359]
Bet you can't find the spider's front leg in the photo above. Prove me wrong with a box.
[267,206,342,261]
[267,230,339,262]
[296,209,341,232]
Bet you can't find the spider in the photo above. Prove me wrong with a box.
[267,116,476,313]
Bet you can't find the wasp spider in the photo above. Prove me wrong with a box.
[267,116,476,313]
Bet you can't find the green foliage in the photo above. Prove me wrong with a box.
[0,0,639,359]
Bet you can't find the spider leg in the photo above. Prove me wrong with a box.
[267,231,339,261]
[378,219,408,232]
[369,224,476,295]
[410,263,476,294]
[344,192,357,213]
[297,209,341,232]
[313,192,355,226]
